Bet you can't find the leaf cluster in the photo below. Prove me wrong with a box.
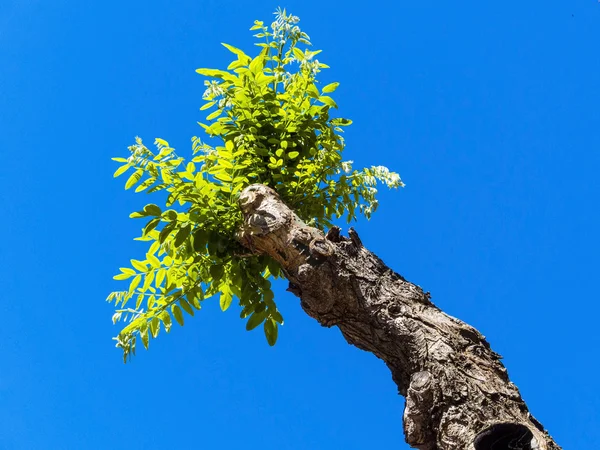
[108,9,403,361]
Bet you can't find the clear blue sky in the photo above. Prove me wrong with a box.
[1,1,598,448]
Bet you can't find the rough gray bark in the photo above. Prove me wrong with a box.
[238,184,561,450]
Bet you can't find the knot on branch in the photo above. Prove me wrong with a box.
[404,371,436,448]
[238,185,288,238]
[238,184,276,213]
[296,263,313,282]
[309,237,334,259]
[292,227,313,245]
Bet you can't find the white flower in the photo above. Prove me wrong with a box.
[202,80,225,100]
[341,160,353,174]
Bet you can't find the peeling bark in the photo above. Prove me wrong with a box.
[238,184,561,450]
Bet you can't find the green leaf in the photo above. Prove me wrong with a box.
[174,224,192,247]
[142,271,155,291]
[246,312,266,331]
[159,311,172,332]
[144,204,162,216]
[331,118,353,126]
[135,177,156,193]
[135,293,144,309]
[266,258,280,279]
[180,299,195,316]
[147,294,156,309]
[206,109,222,121]
[143,218,160,236]
[210,264,224,281]
[195,68,237,83]
[122,268,136,276]
[141,327,149,350]
[220,290,233,311]
[131,259,148,272]
[155,269,166,287]
[192,229,209,251]
[288,151,299,159]
[321,82,339,93]
[272,311,284,325]
[189,293,202,310]
[150,317,160,338]
[318,96,338,108]
[221,43,250,61]
[113,273,131,281]
[125,169,143,190]
[113,164,131,178]
[292,47,304,61]
[306,83,320,99]
[264,318,278,346]
[172,304,184,326]
[163,210,178,221]
[249,55,264,74]
[214,172,232,182]
[159,222,176,244]
[129,275,142,293]
[200,101,216,111]
[250,20,263,31]
[147,253,161,268]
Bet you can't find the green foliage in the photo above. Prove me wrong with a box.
[107,8,403,362]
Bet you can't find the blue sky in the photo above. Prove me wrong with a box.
[1,1,599,448]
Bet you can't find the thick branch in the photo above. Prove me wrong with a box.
[238,184,560,450]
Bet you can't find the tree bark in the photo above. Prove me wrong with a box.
[237,184,561,450]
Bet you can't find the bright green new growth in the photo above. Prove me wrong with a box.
[108,9,403,362]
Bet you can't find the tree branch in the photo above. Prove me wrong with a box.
[238,184,560,450]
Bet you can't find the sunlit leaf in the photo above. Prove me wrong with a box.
[113,164,130,178]
[125,169,143,190]
[321,82,339,94]
[220,290,233,311]
[131,259,148,272]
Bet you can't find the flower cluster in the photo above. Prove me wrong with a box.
[271,8,303,46]
[127,136,155,165]
[341,160,354,174]
[202,80,225,100]
[369,165,405,189]
[300,58,321,78]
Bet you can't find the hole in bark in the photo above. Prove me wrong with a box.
[388,303,402,317]
[474,423,537,450]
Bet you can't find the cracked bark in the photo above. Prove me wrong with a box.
[237,184,561,450]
